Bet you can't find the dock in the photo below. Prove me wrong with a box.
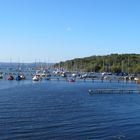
[88,89,140,94]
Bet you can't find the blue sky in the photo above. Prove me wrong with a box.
[0,0,140,62]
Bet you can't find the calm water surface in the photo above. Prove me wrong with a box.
[0,79,140,140]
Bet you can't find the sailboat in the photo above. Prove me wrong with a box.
[32,75,40,81]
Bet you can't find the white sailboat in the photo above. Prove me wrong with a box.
[32,75,40,81]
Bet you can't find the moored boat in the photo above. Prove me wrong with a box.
[16,75,22,81]
[134,77,140,84]
[32,75,40,81]
[68,78,76,82]
[7,75,14,80]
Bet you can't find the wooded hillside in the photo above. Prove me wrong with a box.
[54,54,140,74]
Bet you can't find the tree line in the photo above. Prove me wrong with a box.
[54,54,140,74]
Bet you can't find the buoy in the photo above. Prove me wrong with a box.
[88,89,93,94]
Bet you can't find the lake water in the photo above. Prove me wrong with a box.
[0,79,140,140]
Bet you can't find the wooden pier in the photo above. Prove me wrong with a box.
[88,89,140,94]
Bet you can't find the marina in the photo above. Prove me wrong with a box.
[0,63,140,140]
[1,0,140,139]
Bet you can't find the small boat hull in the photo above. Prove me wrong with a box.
[7,76,14,80]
